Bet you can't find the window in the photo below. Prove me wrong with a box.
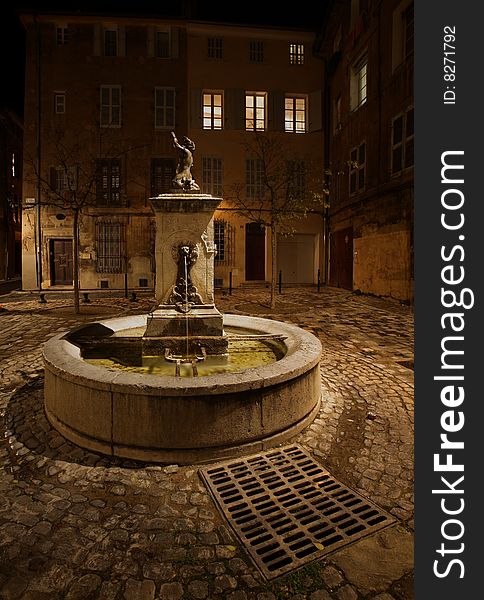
[203,92,223,130]
[154,87,175,128]
[289,43,304,65]
[287,160,306,199]
[245,92,266,131]
[156,30,170,58]
[246,159,264,199]
[350,55,368,110]
[208,38,223,59]
[53,166,77,191]
[96,221,125,273]
[285,96,306,133]
[403,2,414,59]
[56,26,69,45]
[202,157,223,196]
[214,220,226,262]
[100,86,121,127]
[96,159,122,206]
[151,158,175,196]
[333,95,342,134]
[104,28,118,56]
[349,143,366,194]
[392,108,414,174]
[54,92,66,114]
[249,41,264,62]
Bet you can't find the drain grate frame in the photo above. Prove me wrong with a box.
[200,444,396,579]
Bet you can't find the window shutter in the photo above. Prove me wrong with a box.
[309,90,322,132]
[268,90,284,131]
[147,26,155,57]
[93,24,101,56]
[226,89,245,130]
[171,27,179,58]
[118,25,126,57]
[190,88,202,129]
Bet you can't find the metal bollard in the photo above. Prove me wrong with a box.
[82,292,91,303]
[39,293,47,304]
[130,292,138,302]
[229,271,233,295]
[317,268,321,292]
[278,270,282,294]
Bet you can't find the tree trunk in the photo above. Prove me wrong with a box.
[270,224,277,309]
[73,209,80,314]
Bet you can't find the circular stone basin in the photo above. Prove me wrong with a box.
[43,314,322,464]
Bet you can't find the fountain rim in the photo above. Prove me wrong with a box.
[43,313,322,396]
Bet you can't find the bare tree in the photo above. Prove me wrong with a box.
[229,132,325,308]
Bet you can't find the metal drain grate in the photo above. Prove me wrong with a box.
[200,445,396,579]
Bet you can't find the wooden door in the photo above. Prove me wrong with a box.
[329,227,353,290]
[245,223,266,280]
[50,239,73,285]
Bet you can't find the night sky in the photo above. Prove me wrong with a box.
[0,1,330,116]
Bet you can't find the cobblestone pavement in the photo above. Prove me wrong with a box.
[0,287,414,600]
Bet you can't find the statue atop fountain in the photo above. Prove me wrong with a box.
[143,134,227,357]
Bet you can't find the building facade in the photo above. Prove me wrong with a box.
[319,0,414,301]
[20,12,325,293]
[0,107,22,282]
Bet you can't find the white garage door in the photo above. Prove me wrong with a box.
[277,234,316,284]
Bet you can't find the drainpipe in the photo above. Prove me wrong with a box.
[35,15,43,292]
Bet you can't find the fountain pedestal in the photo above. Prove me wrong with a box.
[144,193,228,356]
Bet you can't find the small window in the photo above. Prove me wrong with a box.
[350,54,368,110]
[249,41,264,63]
[156,30,170,58]
[289,43,304,65]
[139,278,148,287]
[284,96,306,133]
[202,157,223,196]
[245,92,266,131]
[100,86,121,127]
[56,26,69,45]
[154,87,175,129]
[349,142,366,195]
[246,159,264,199]
[208,38,223,59]
[96,159,122,206]
[104,29,118,56]
[392,108,414,174]
[54,92,66,114]
[203,92,223,130]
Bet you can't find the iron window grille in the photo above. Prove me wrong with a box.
[202,157,223,196]
[96,221,126,273]
[289,43,304,65]
[208,37,223,59]
[214,219,235,266]
[154,87,176,128]
[246,92,266,131]
[285,96,307,133]
[96,158,124,206]
[349,143,366,195]
[391,108,414,174]
[246,158,265,199]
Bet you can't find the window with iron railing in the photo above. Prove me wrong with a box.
[214,219,235,266]
[96,221,126,273]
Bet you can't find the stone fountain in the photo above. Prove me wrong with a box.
[42,133,322,464]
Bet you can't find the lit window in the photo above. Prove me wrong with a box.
[104,29,118,56]
[246,159,264,199]
[96,221,125,273]
[349,143,366,195]
[392,108,414,174]
[11,154,15,178]
[154,87,175,128]
[100,86,121,127]
[56,26,69,45]
[54,92,66,114]
[245,92,266,131]
[208,38,223,59]
[285,96,306,133]
[351,55,368,110]
[249,41,264,63]
[202,157,223,196]
[96,159,123,206]
[203,93,223,130]
[289,43,304,65]
[156,30,170,58]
